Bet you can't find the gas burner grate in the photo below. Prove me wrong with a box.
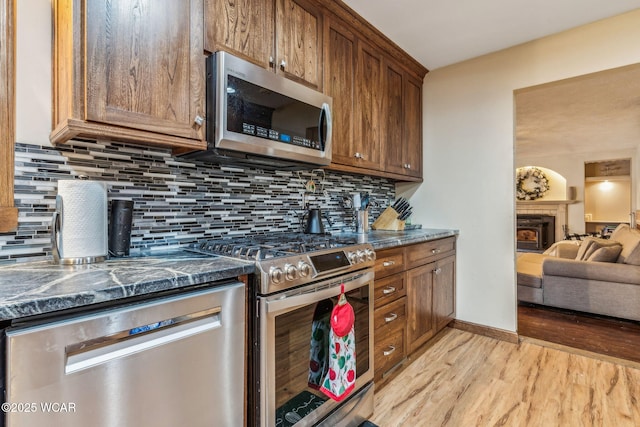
[194,233,360,260]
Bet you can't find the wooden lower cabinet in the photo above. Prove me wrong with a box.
[373,237,457,386]
[373,296,407,382]
[406,263,435,353]
[433,255,456,331]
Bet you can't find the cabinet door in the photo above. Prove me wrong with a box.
[323,18,355,166]
[381,59,405,175]
[275,0,322,90]
[403,73,423,178]
[205,0,274,70]
[383,66,423,178]
[86,0,205,141]
[406,263,435,353]
[352,40,383,170]
[433,255,456,331]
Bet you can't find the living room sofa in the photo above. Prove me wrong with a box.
[517,224,640,321]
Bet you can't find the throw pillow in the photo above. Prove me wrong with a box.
[586,245,623,263]
[574,237,620,261]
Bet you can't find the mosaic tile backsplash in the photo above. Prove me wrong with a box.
[0,141,395,264]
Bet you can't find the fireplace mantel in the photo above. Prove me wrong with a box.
[517,200,579,206]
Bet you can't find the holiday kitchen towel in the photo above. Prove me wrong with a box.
[320,286,356,401]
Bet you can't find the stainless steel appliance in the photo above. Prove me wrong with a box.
[180,51,333,170]
[5,282,245,427]
[192,233,376,427]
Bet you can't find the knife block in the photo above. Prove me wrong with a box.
[372,207,405,231]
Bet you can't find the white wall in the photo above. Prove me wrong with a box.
[400,9,640,332]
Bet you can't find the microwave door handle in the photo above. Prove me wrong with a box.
[319,102,332,150]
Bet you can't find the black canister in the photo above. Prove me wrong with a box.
[109,200,134,257]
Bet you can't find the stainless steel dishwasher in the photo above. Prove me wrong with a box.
[4,281,245,427]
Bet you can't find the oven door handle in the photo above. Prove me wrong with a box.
[264,271,373,314]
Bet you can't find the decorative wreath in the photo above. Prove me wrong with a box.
[516,167,550,200]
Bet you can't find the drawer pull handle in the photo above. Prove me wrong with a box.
[384,313,398,323]
[431,248,441,254]
[382,286,396,295]
[383,346,396,356]
[382,261,396,267]
[433,267,442,275]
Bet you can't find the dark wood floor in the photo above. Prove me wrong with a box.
[518,302,640,363]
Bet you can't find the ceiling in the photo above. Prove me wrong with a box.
[515,64,640,159]
[341,0,640,70]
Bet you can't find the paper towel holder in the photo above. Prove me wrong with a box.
[52,194,106,265]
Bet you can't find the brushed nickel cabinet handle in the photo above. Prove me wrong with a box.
[194,115,204,126]
[433,267,442,275]
[280,59,286,68]
[431,248,441,254]
[383,346,396,356]
[382,261,396,267]
[384,313,398,323]
[382,286,396,295]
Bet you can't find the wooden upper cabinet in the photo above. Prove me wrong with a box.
[402,74,423,178]
[328,37,383,171]
[0,0,18,233]
[381,59,404,175]
[352,40,383,171]
[383,61,423,179]
[275,0,322,89]
[323,18,355,167]
[204,0,275,70]
[206,0,322,90]
[322,9,424,181]
[52,0,206,149]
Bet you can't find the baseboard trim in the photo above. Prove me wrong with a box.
[451,319,519,344]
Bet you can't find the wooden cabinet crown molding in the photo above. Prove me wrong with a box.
[0,0,18,233]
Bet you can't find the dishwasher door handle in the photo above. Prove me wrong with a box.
[65,309,221,374]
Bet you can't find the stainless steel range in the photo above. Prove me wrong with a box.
[192,233,376,427]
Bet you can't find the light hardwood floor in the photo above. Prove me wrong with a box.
[371,328,640,426]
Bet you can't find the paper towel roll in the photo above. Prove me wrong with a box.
[55,180,108,261]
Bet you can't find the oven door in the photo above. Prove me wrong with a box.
[259,270,374,427]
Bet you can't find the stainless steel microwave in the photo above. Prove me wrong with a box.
[180,51,332,170]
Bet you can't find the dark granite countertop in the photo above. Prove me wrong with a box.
[0,251,254,321]
[0,228,457,322]
[336,228,459,250]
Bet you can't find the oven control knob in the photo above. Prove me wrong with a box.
[269,266,284,284]
[298,261,311,277]
[284,263,298,281]
[356,250,365,263]
[347,251,358,264]
[364,248,376,261]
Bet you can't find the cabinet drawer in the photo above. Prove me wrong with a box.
[374,297,407,332]
[374,325,406,378]
[374,247,405,279]
[374,273,406,306]
[406,237,456,269]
